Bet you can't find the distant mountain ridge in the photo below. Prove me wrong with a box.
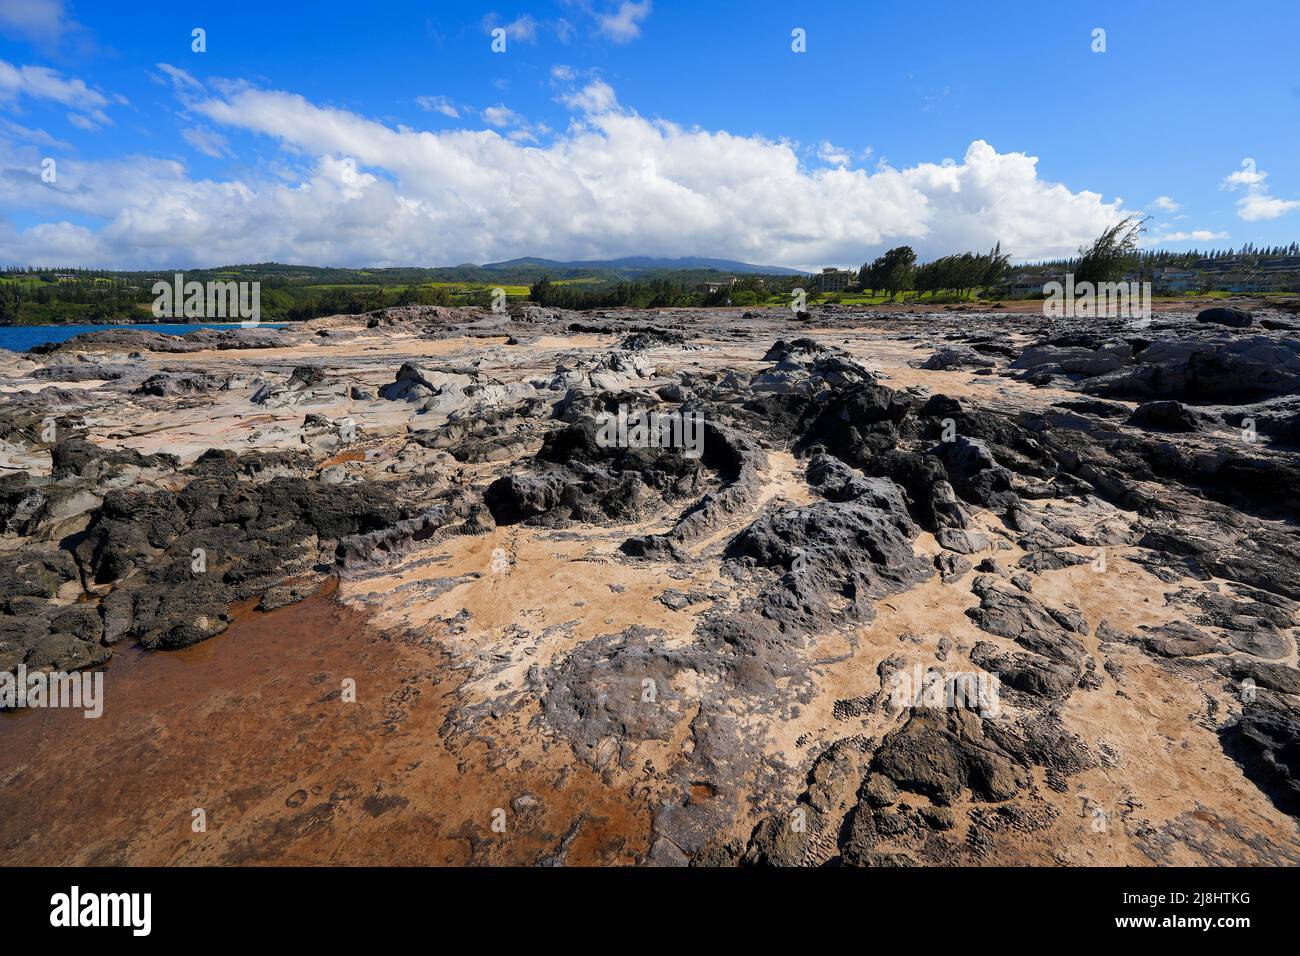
[480,255,804,276]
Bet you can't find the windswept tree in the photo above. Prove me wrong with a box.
[863,246,916,300]
[1074,217,1147,285]
[981,241,1010,290]
[910,243,1009,299]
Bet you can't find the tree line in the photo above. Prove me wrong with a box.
[529,277,703,310]
[0,276,143,324]
[1026,232,1300,273]
[855,243,1011,300]
[855,218,1151,298]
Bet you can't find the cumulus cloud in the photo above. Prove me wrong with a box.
[0,219,100,264]
[1236,193,1300,221]
[0,80,1133,270]
[1223,160,1266,189]
[1232,192,1294,223]
[1149,195,1180,212]
[1222,158,1300,221]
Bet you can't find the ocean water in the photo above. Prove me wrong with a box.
[0,323,288,352]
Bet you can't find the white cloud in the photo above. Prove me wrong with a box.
[481,104,525,128]
[817,141,851,166]
[0,59,109,109]
[1223,160,1265,189]
[1222,158,1300,221]
[558,80,617,114]
[0,58,116,129]
[154,63,203,94]
[481,104,549,143]
[0,82,1135,270]
[596,1,652,43]
[1237,192,1300,222]
[0,0,79,47]
[1149,195,1180,212]
[415,95,459,118]
[0,219,100,263]
[0,114,70,149]
[484,13,538,43]
[182,125,232,158]
[1147,229,1228,244]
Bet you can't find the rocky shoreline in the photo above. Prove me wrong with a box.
[2,300,1298,865]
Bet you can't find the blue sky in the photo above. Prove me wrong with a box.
[1,0,1298,269]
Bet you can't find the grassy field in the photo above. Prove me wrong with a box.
[421,282,531,295]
